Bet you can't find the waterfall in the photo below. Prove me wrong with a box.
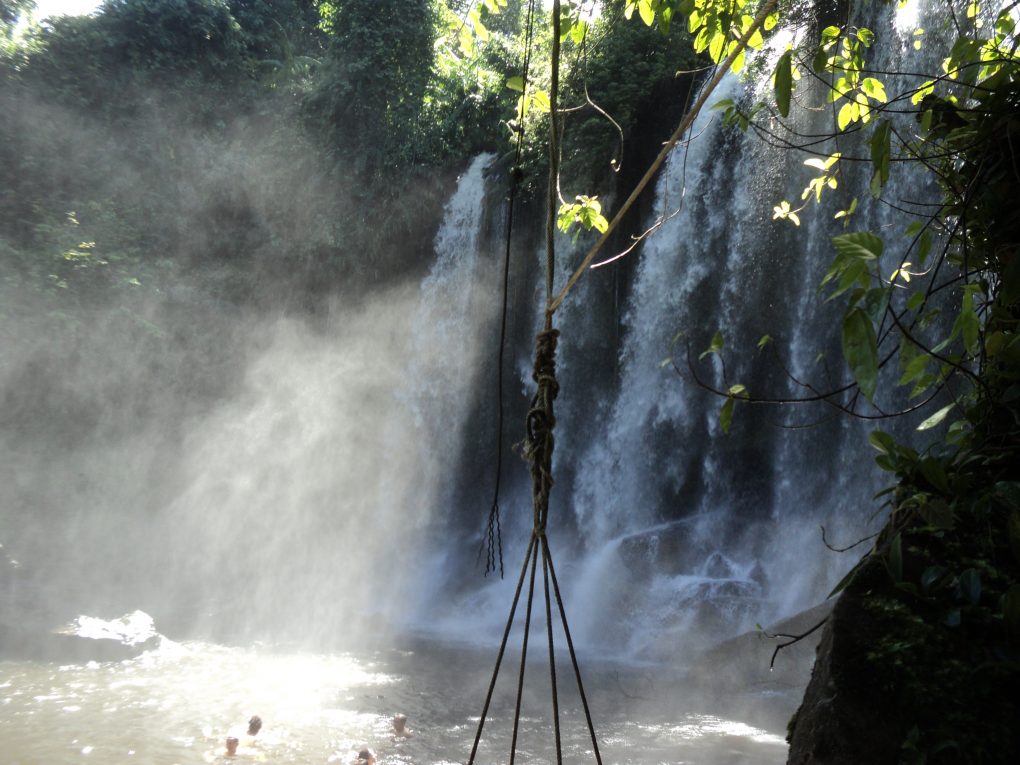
[0,2,951,668]
[441,3,947,661]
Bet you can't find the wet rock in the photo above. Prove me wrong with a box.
[686,601,832,690]
[786,559,903,765]
[616,519,710,577]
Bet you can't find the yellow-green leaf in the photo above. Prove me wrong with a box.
[917,403,955,431]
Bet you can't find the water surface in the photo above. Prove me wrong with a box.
[0,637,788,764]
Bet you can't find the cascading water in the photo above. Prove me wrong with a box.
[433,1,948,663]
[0,2,960,760]
[0,142,790,765]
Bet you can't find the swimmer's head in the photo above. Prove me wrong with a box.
[247,715,262,735]
[393,714,407,732]
[357,748,376,763]
[225,736,239,755]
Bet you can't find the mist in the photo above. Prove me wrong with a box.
[0,33,499,650]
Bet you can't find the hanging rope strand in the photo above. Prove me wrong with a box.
[483,0,540,577]
[545,0,562,318]
[545,538,604,764]
[467,532,537,765]
[543,537,564,765]
[508,540,541,765]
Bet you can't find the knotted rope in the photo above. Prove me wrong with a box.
[524,328,560,533]
[470,318,605,765]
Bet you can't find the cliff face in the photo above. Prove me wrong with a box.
[786,558,905,765]
[788,503,1020,765]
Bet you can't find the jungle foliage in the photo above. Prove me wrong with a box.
[0,0,690,324]
[443,1,1017,761]
[582,1,1019,762]
[4,1,1016,757]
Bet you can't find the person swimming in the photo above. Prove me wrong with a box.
[392,714,412,738]
[224,714,263,755]
[356,747,376,764]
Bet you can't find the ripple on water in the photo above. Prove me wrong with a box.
[0,640,787,764]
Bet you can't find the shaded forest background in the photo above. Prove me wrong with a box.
[0,0,707,471]
[0,0,700,314]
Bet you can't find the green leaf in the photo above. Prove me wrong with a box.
[917,403,955,431]
[719,396,735,434]
[869,430,897,455]
[918,458,951,495]
[952,286,981,356]
[833,231,883,261]
[729,47,746,74]
[861,77,887,102]
[700,330,724,360]
[863,287,889,323]
[506,76,525,92]
[887,532,903,582]
[843,307,879,402]
[899,349,930,386]
[869,120,892,196]
[569,19,586,44]
[813,45,829,73]
[709,30,725,62]
[774,50,793,117]
[837,101,855,130]
[757,334,773,350]
[828,557,866,598]
[638,0,655,26]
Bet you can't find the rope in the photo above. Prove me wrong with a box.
[524,328,560,532]
[509,543,540,765]
[467,534,536,765]
[543,542,563,765]
[482,0,541,579]
[545,538,603,764]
